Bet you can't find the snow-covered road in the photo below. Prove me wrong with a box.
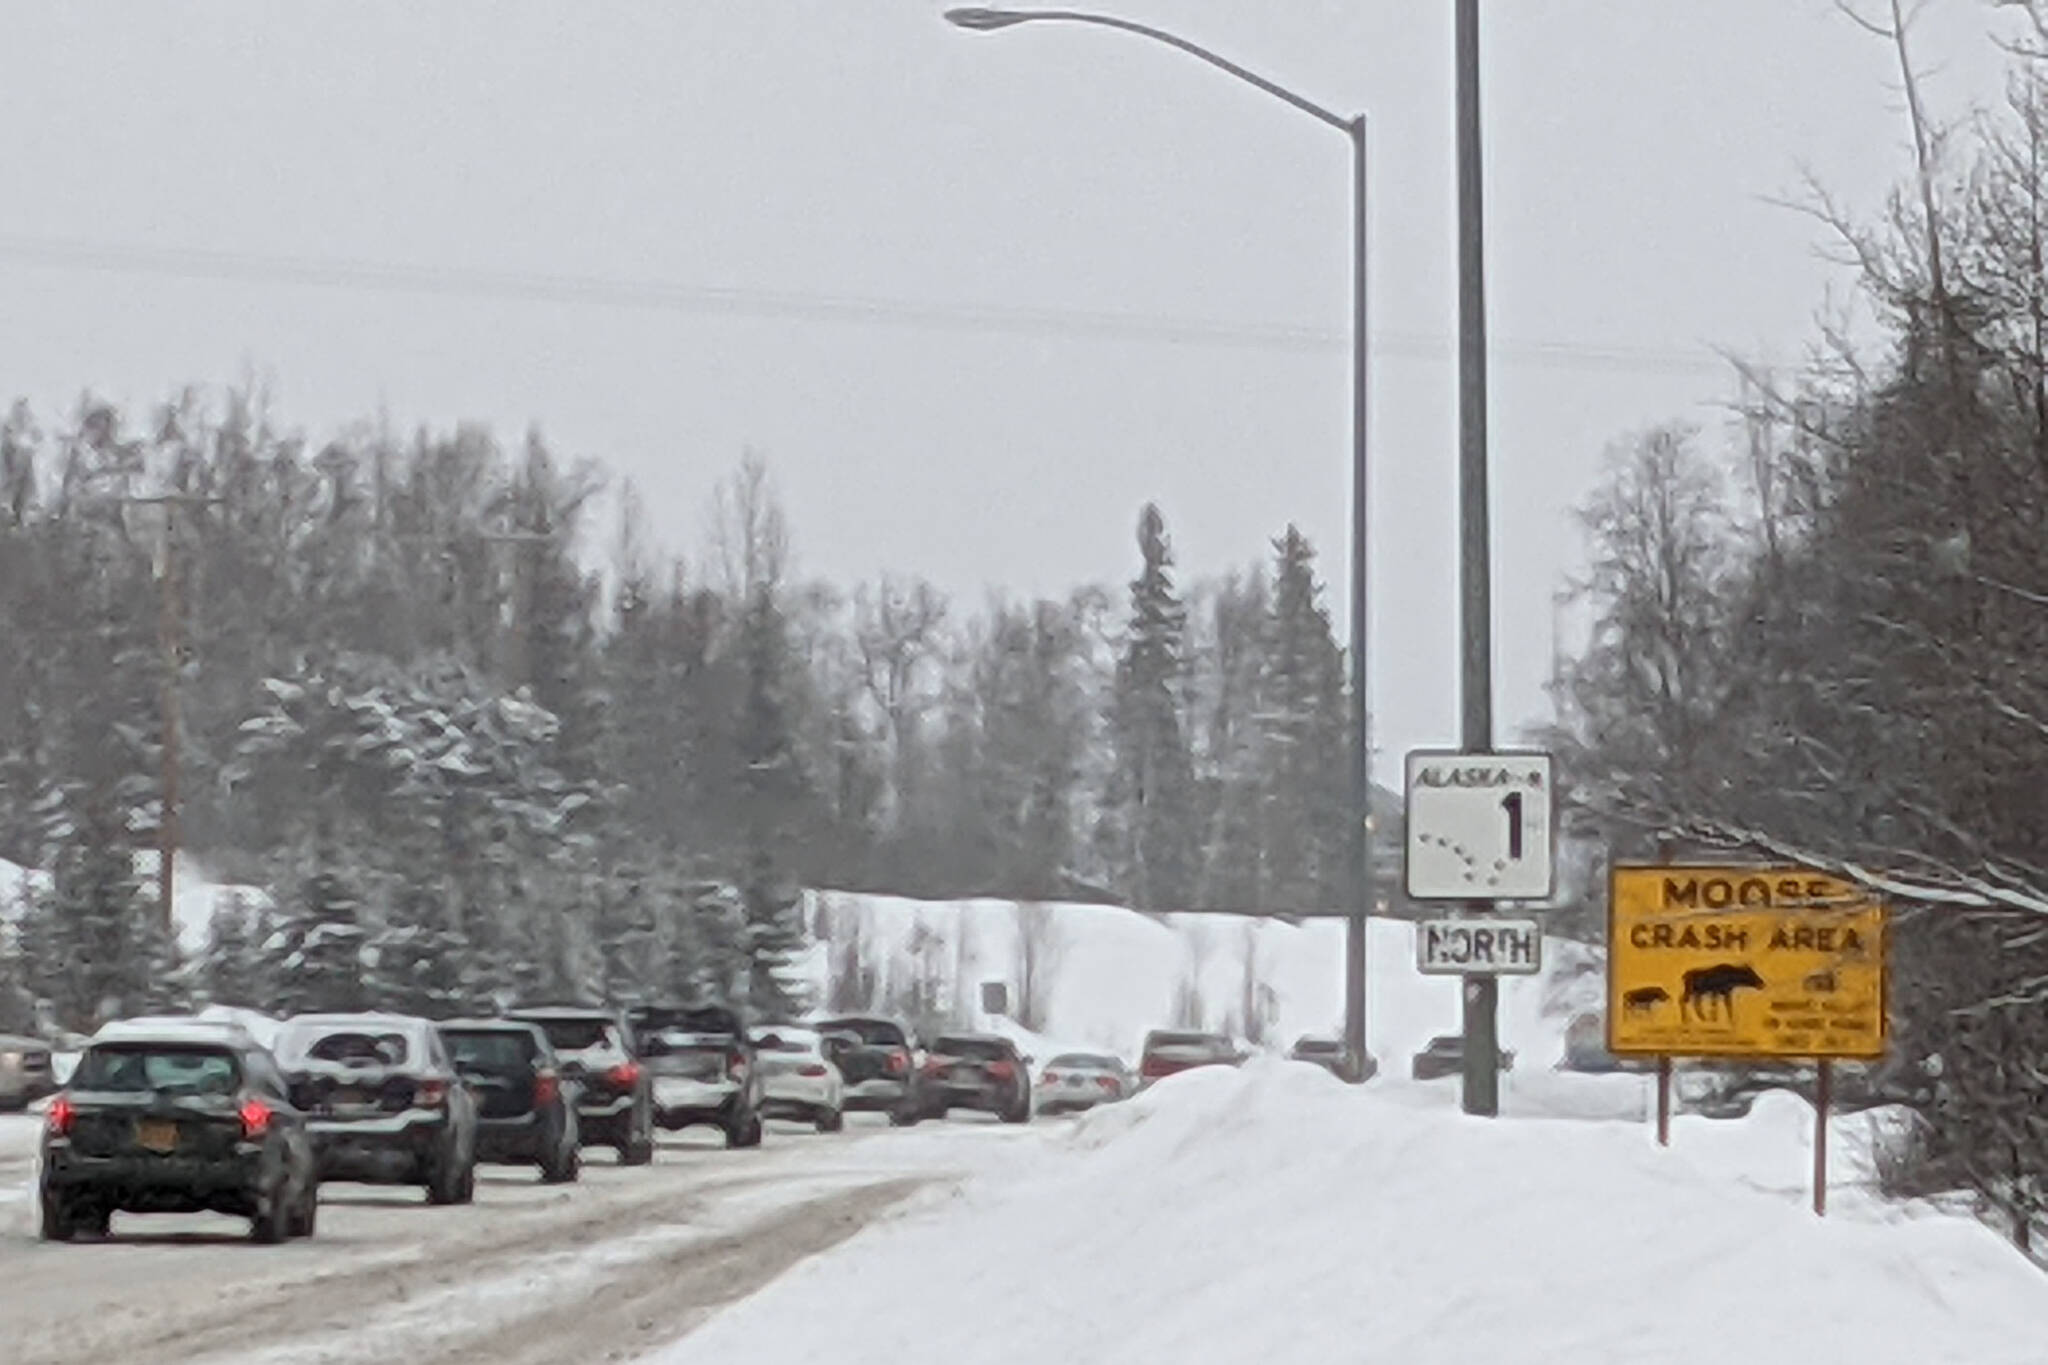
[0,1115,1035,1365]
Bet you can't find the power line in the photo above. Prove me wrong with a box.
[0,230,1742,376]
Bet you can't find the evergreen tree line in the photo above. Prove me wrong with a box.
[0,393,1374,1034]
[1552,19,2048,1237]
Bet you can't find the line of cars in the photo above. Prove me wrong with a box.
[30,1006,1336,1246]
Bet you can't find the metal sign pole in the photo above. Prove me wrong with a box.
[1656,1056,1672,1146]
[1454,0,1499,1118]
[1814,1059,1832,1217]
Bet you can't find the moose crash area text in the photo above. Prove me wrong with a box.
[1607,865,1887,1059]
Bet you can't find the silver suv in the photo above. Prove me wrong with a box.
[0,1033,56,1111]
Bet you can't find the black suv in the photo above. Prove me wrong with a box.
[630,1003,764,1148]
[276,1012,480,1204]
[40,1019,319,1243]
[814,1014,921,1125]
[918,1033,1032,1123]
[439,1019,581,1183]
[508,1006,655,1165]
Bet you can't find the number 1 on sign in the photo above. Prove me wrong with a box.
[1501,791,1524,861]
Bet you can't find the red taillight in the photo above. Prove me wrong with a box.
[238,1097,273,1139]
[1142,1056,1171,1077]
[727,1051,748,1080]
[987,1061,1014,1081]
[885,1050,908,1074]
[45,1094,75,1136]
[1096,1075,1119,1092]
[416,1079,448,1109]
[799,1063,828,1078]
[533,1070,559,1106]
[607,1061,642,1090]
[1042,1071,1059,1085]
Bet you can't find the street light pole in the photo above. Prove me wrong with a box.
[1454,0,1501,1117]
[944,7,1377,1081]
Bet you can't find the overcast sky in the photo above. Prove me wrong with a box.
[0,1,2024,771]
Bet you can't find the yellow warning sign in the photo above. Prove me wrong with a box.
[1607,865,1887,1059]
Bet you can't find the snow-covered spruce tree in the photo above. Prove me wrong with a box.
[732,572,811,1019]
[1107,504,1199,911]
[197,890,268,1008]
[1256,526,1351,915]
[268,849,369,1016]
[43,789,156,1030]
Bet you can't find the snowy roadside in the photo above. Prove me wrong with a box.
[642,1061,2048,1365]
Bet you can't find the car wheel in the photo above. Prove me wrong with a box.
[249,1184,288,1245]
[1002,1102,1030,1124]
[290,1179,319,1238]
[542,1141,580,1184]
[728,1112,763,1149]
[455,1155,477,1204]
[888,1104,920,1127]
[39,1190,77,1243]
[425,1142,464,1205]
[815,1106,844,1134]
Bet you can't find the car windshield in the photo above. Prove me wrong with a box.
[74,1044,240,1095]
[527,1018,613,1052]
[933,1037,1008,1061]
[444,1030,536,1070]
[280,1029,410,1067]
[816,1018,906,1047]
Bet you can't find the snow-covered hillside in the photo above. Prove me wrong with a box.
[801,893,1608,1103]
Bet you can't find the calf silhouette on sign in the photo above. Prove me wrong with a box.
[1622,986,1669,1017]
[1681,963,1765,1025]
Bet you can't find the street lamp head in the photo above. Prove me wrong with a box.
[943,7,1035,31]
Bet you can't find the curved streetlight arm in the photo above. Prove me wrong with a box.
[943,7,1352,135]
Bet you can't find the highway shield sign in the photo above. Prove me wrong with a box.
[1403,750,1555,901]
[1607,864,1887,1059]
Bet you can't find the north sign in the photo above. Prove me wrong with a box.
[1607,864,1887,1060]
[1403,750,1555,901]
[1416,918,1543,976]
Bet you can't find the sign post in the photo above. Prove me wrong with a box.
[1607,862,1887,1216]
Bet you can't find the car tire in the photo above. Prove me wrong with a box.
[249,1184,288,1245]
[888,1104,920,1127]
[815,1107,844,1134]
[425,1142,464,1206]
[290,1180,319,1238]
[455,1155,477,1204]
[726,1112,764,1149]
[1002,1103,1030,1124]
[541,1142,581,1184]
[39,1190,77,1243]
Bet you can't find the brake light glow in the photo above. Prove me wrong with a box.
[987,1060,1014,1080]
[45,1094,75,1136]
[799,1063,828,1078]
[884,1050,908,1074]
[607,1061,642,1090]
[1142,1056,1172,1077]
[1096,1075,1119,1092]
[1041,1071,1059,1085]
[238,1097,273,1139]
[533,1070,559,1106]
[416,1079,449,1109]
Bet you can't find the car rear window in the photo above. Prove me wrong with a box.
[444,1030,537,1070]
[1049,1054,1116,1069]
[816,1018,906,1048]
[74,1045,240,1095]
[281,1029,411,1067]
[527,1018,613,1052]
[1146,1033,1229,1056]
[753,1032,815,1054]
[933,1037,1008,1061]
[1295,1040,1342,1055]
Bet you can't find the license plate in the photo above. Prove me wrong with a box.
[135,1119,179,1153]
[951,1067,976,1084]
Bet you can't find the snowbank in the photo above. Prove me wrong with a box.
[646,1059,2048,1365]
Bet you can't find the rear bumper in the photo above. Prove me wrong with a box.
[474,1112,553,1161]
[42,1144,268,1211]
[842,1079,910,1111]
[652,1082,742,1130]
[308,1110,448,1180]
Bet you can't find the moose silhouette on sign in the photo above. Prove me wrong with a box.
[1622,985,1669,1017]
[1681,963,1766,1025]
